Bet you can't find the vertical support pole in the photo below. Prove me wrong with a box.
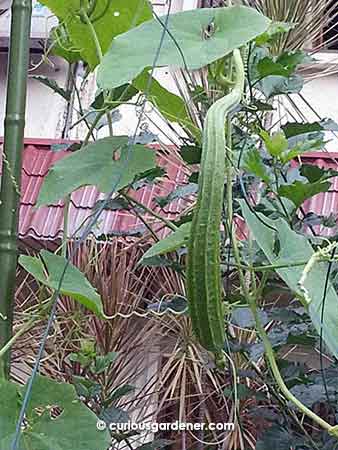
[0,0,32,379]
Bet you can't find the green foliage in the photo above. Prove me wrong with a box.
[256,426,296,450]
[97,6,270,88]
[258,74,303,98]
[31,75,72,101]
[282,119,338,138]
[255,21,295,46]
[19,250,104,317]
[240,201,338,358]
[37,137,156,206]
[156,183,198,208]
[91,83,138,110]
[260,130,288,157]
[41,0,152,68]
[243,148,270,183]
[180,145,202,164]
[140,223,191,262]
[300,164,338,183]
[278,180,331,208]
[257,50,312,79]
[0,376,111,449]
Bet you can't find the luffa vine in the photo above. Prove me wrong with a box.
[185,27,338,445]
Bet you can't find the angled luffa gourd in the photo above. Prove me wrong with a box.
[187,50,245,356]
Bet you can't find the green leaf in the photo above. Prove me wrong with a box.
[40,0,153,69]
[255,21,295,46]
[278,180,331,208]
[277,49,313,68]
[260,130,288,157]
[224,384,266,401]
[282,118,338,139]
[133,70,199,139]
[140,223,191,261]
[256,426,294,450]
[73,376,101,399]
[49,25,82,63]
[240,201,338,358]
[91,83,138,110]
[290,384,336,408]
[180,145,202,164]
[300,164,338,183]
[31,75,71,101]
[0,376,111,450]
[257,58,291,78]
[108,385,135,403]
[156,183,198,208]
[98,6,270,89]
[243,148,270,183]
[37,137,156,207]
[19,250,104,317]
[93,352,118,374]
[257,50,311,80]
[258,74,303,98]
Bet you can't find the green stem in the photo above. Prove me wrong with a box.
[122,192,178,232]
[80,9,103,62]
[250,296,337,436]
[230,217,338,438]
[62,196,70,258]
[0,318,35,361]
[0,0,32,379]
[80,7,115,137]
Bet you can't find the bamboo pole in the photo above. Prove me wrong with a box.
[0,0,32,379]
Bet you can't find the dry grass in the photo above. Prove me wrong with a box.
[12,237,273,450]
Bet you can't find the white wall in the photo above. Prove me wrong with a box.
[0,52,70,138]
[0,0,190,141]
[278,68,338,152]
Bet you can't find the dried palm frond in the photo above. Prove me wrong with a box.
[241,0,338,53]
[13,236,271,450]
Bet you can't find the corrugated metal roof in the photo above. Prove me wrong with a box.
[298,152,338,236]
[0,139,192,241]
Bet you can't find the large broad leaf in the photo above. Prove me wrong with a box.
[19,250,104,317]
[278,180,331,209]
[97,6,270,89]
[37,137,156,207]
[240,201,338,358]
[256,426,294,450]
[0,376,111,450]
[243,148,270,183]
[282,119,338,138]
[40,0,152,68]
[258,74,303,98]
[133,69,199,139]
[257,50,311,79]
[140,223,191,262]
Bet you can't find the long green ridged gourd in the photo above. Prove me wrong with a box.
[187,49,245,361]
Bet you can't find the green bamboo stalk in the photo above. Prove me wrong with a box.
[0,0,32,379]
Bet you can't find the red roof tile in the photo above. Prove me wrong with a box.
[296,152,338,236]
[0,139,192,241]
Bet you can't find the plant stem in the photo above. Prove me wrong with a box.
[230,213,338,437]
[80,7,115,137]
[0,0,32,379]
[122,192,178,231]
[0,318,36,361]
[80,9,103,62]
